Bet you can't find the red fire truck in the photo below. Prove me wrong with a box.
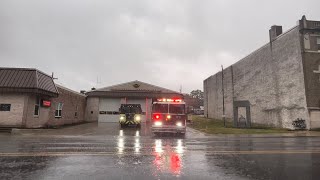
[151,98,186,135]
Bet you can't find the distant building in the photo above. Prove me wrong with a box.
[85,80,183,123]
[204,16,320,129]
[0,68,86,128]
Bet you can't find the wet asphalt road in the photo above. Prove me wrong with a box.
[1,123,320,180]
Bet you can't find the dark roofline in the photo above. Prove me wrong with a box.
[86,91,184,98]
[55,84,86,97]
[0,67,59,97]
[0,67,53,76]
[37,70,59,96]
[0,87,59,97]
[94,80,180,94]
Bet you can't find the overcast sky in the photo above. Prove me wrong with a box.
[1,0,320,93]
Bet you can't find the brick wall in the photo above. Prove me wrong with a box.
[47,85,86,127]
[204,26,310,129]
[25,94,51,128]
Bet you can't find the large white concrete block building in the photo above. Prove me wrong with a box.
[204,16,320,129]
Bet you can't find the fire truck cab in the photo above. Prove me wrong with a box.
[119,104,142,128]
[151,98,186,135]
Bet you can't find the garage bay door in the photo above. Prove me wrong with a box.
[98,98,121,123]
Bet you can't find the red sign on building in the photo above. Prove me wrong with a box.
[42,100,51,107]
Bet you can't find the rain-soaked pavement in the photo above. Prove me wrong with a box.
[1,123,320,180]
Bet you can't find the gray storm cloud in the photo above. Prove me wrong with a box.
[0,0,319,92]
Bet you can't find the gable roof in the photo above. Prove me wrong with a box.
[87,80,183,98]
[96,80,180,93]
[0,67,59,97]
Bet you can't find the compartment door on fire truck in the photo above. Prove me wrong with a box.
[98,98,121,123]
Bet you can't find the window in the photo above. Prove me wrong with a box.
[169,104,185,114]
[317,37,320,50]
[119,105,142,114]
[34,97,40,116]
[75,106,78,118]
[55,103,63,118]
[0,104,11,111]
[152,104,168,113]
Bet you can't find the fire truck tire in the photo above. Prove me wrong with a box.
[120,124,125,128]
[136,124,141,129]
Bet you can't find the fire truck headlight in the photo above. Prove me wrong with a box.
[167,115,171,119]
[135,115,141,121]
[176,122,182,127]
[120,116,125,120]
[154,121,162,126]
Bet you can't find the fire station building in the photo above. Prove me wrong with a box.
[0,68,86,128]
[85,81,183,123]
[0,68,183,128]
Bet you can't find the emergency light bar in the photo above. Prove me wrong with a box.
[157,98,182,102]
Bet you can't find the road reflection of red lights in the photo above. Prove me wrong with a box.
[170,153,181,175]
[152,139,183,177]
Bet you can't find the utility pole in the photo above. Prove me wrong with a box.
[221,65,226,127]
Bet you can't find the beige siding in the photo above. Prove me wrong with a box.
[85,97,99,122]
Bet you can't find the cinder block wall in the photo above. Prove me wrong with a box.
[85,97,99,122]
[204,26,310,129]
[0,93,25,127]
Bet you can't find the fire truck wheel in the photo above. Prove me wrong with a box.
[136,124,141,129]
[120,124,125,128]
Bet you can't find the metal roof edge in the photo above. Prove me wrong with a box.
[55,84,86,97]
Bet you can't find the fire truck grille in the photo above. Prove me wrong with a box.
[126,114,134,120]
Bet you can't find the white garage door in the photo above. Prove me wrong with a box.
[98,98,121,123]
[127,98,152,123]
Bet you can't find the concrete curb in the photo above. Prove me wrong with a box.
[187,126,320,137]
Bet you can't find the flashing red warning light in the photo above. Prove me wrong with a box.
[157,98,182,102]
[153,113,161,120]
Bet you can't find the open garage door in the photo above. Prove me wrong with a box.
[127,98,152,123]
[98,98,121,123]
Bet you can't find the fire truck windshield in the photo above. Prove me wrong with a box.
[153,104,185,114]
[120,104,142,114]
[153,104,168,113]
[169,104,185,114]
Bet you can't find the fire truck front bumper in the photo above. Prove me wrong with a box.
[151,125,186,134]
